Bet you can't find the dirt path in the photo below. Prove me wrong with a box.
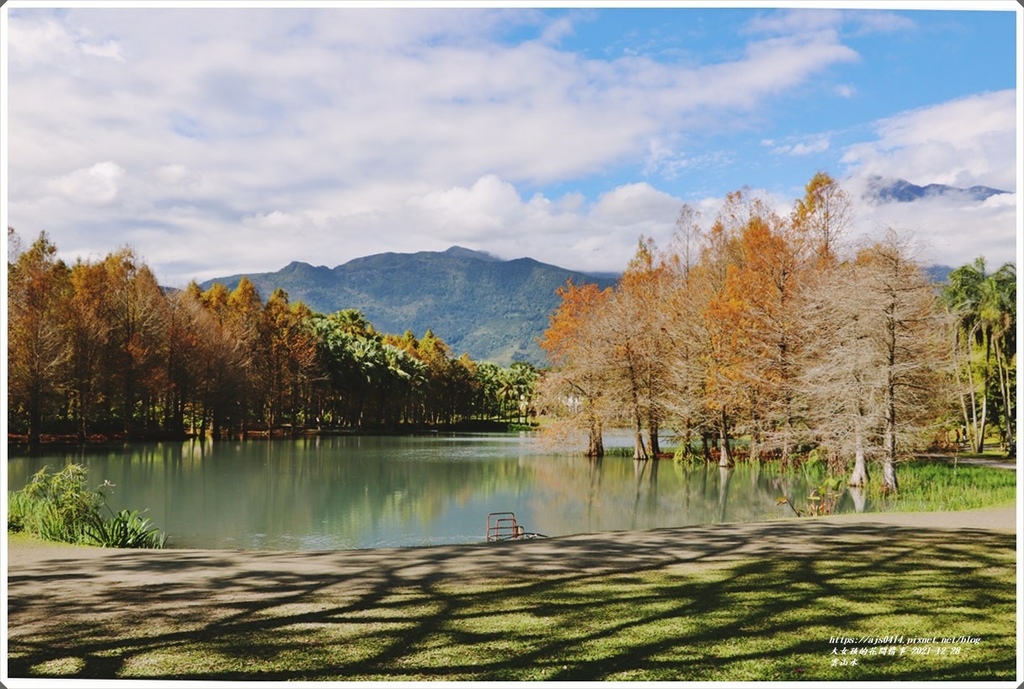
[5,507,1017,682]
[7,507,1017,622]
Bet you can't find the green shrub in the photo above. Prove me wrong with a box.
[8,464,166,548]
[7,490,29,532]
[83,509,167,549]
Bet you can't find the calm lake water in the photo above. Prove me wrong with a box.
[7,433,860,551]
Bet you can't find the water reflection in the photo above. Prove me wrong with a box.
[8,434,848,551]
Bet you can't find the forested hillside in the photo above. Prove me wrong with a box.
[201,246,617,365]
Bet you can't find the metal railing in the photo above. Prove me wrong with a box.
[485,511,526,541]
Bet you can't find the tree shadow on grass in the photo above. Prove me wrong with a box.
[6,519,1017,682]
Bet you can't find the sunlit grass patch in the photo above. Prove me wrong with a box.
[30,657,85,676]
[9,522,1015,683]
[868,461,1017,511]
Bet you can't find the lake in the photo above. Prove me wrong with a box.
[7,432,858,550]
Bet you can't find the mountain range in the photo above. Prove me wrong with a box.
[201,178,974,366]
[863,176,1010,204]
[201,246,617,365]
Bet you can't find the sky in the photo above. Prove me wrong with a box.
[2,1,1020,287]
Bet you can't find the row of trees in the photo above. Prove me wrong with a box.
[537,173,1016,492]
[7,229,538,444]
[942,258,1016,455]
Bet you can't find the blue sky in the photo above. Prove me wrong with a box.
[2,2,1019,287]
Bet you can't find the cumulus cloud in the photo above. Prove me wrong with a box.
[4,7,1014,287]
[590,183,680,227]
[152,164,202,190]
[834,89,1017,269]
[841,90,1016,191]
[48,162,126,205]
[850,192,1017,270]
[409,175,528,239]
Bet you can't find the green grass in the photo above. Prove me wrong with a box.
[8,526,1015,682]
[766,457,1016,516]
[867,461,1017,512]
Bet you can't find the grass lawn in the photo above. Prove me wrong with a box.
[7,521,1016,682]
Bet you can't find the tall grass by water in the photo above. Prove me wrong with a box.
[7,464,166,549]
[866,460,1017,512]
[668,446,1016,517]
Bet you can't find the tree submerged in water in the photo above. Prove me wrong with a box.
[537,172,963,496]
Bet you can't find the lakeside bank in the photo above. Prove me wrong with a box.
[5,506,1018,683]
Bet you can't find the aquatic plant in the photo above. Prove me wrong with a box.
[8,464,166,548]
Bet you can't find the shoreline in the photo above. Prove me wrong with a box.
[8,504,1016,574]
[6,505,1017,682]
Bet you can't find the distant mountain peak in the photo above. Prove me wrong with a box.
[200,246,615,365]
[864,176,1010,204]
[441,245,502,261]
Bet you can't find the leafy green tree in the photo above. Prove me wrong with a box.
[943,258,1016,454]
[507,361,538,424]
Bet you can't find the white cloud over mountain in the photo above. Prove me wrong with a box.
[4,7,1016,285]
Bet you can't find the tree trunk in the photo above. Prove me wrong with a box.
[588,424,604,458]
[647,415,661,456]
[586,396,604,458]
[848,486,867,513]
[718,465,734,521]
[27,393,41,446]
[849,418,869,487]
[994,340,1014,454]
[974,394,987,454]
[882,370,899,494]
[718,409,733,467]
[625,345,648,460]
[633,421,648,461]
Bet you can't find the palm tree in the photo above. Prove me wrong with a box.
[943,259,1016,454]
[978,264,1016,454]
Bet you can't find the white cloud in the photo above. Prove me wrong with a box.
[409,175,528,239]
[841,90,1016,191]
[8,14,127,66]
[743,8,914,37]
[48,162,126,205]
[742,8,845,36]
[851,193,1017,269]
[836,89,1017,269]
[80,39,124,62]
[848,11,916,35]
[766,135,831,157]
[6,17,77,65]
[152,164,202,190]
[5,7,1013,288]
[590,183,680,227]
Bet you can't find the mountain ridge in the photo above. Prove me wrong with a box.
[200,246,617,365]
[200,244,959,366]
[863,176,1010,204]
